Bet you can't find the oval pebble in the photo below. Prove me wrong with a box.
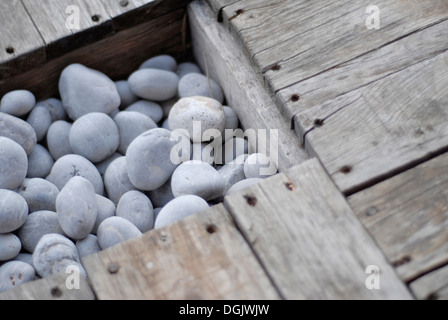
[17,210,64,253]
[125,100,163,123]
[126,128,179,191]
[103,156,137,204]
[139,54,177,72]
[13,253,34,266]
[97,216,142,250]
[171,160,225,201]
[168,96,225,143]
[116,191,154,233]
[69,112,120,163]
[128,68,179,101]
[0,90,35,116]
[0,189,28,233]
[92,194,116,234]
[46,120,73,160]
[59,64,121,120]
[0,112,37,155]
[219,154,249,194]
[0,233,22,261]
[32,233,86,278]
[0,137,28,190]
[155,195,209,229]
[46,154,104,195]
[36,98,67,122]
[176,62,201,79]
[76,234,101,258]
[27,144,54,178]
[26,106,52,142]
[0,261,35,292]
[178,73,224,104]
[244,153,278,179]
[17,178,59,213]
[114,111,158,154]
[115,80,138,108]
[225,178,263,196]
[146,178,175,208]
[56,176,98,240]
[95,152,122,176]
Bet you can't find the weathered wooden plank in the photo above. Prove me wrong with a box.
[300,49,448,194]
[0,0,46,78]
[279,19,448,132]
[0,272,95,300]
[223,158,412,299]
[222,0,448,93]
[348,152,448,282]
[101,0,157,17]
[206,0,243,21]
[22,0,114,58]
[83,204,280,300]
[410,265,448,300]
[0,8,187,101]
[189,0,308,172]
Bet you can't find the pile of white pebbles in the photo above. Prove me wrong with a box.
[0,54,278,292]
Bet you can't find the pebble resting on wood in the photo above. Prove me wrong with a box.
[0,54,278,293]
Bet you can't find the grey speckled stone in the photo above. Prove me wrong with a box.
[0,90,35,116]
[116,190,154,233]
[46,120,73,160]
[125,100,163,123]
[155,195,209,229]
[177,62,201,79]
[114,111,158,155]
[0,261,35,293]
[128,68,179,102]
[26,106,52,142]
[69,112,120,163]
[178,73,224,104]
[27,144,54,178]
[126,128,179,191]
[59,64,121,120]
[46,154,104,196]
[17,178,59,213]
[168,96,225,143]
[17,210,64,253]
[0,189,28,234]
[171,160,225,201]
[56,176,98,240]
[0,112,37,155]
[139,55,177,72]
[0,234,21,261]
[76,234,101,258]
[32,233,86,279]
[103,156,137,205]
[97,216,142,250]
[0,137,28,190]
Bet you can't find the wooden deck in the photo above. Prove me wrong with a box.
[1,0,448,300]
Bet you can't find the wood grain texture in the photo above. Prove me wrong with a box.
[279,19,448,134]
[0,0,46,78]
[348,152,448,282]
[0,8,188,101]
[0,272,95,300]
[189,0,308,172]
[410,265,448,300]
[300,49,448,194]
[83,204,280,300]
[224,158,412,300]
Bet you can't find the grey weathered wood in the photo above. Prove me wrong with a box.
[189,0,308,172]
[101,0,157,17]
[0,0,45,78]
[207,0,243,17]
[83,204,280,300]
[348,152,448,282]
[0,272,95,300]
[279,19,448,135]
[224,158,412,299]
[222,0,448,93]
[410,265,448,300]
[300,49,448,194]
